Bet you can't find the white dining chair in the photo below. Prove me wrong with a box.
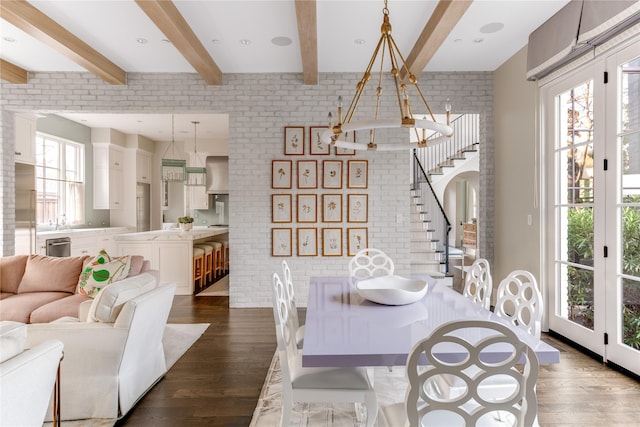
[348,248,395,280]
[428,271,544,420]
[281,260,304,348]
[495,270,543,339]
[382,319,540,427]
[272,272,378,427]
[463,258,493,310]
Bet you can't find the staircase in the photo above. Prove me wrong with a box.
[409,192,446,278]
[409,114,480,282]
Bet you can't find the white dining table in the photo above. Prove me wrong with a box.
[302,276,560,368]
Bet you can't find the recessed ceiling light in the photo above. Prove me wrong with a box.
[480,22,504,34]
[271,36,292,46]
[3,36,16,43]
[239,39,252,46]
[354,39,366,45]
[161,38,171,44]
[136,38,148,44]
[473,38,484,44]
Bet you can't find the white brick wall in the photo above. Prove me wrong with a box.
[0,71,492,307]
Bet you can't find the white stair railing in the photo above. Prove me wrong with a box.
[412,113,480,179]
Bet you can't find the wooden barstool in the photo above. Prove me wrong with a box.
[194,243,214,284]
[205,241,223,280]
[221,240,229,273]
[193,247,205,292]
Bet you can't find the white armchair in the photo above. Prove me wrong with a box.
[0,321,64,427]
[25,275,176,421]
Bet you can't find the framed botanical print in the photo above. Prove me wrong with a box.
[297,228,318,256]
[347,159,368,189]
[322,194,342,222]
[272,160,292,189]
[347,227,368,256]
[272,228,292,257]
[322,228,343,256]
[335,131,356,155]
[309,126,330,155]
[322,160,342,189]
[347,194,368,222]
[297,160,317,189]
[272,194,292,223]
[297,194,317,223]
[284,126,305,155]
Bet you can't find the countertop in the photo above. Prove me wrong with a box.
[113,227,228,242]
[37,227,131,239]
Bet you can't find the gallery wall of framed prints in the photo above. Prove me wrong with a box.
[272,125,369,257]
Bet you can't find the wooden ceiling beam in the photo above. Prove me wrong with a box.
[403,0,473,77]
[0,0,126,85]
[294,0,318,85]
[1,58,28,84]
[135,0,222,85]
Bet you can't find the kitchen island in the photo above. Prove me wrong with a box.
[114,227,228,295]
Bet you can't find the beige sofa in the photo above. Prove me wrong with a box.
[0,254,150,324]
[26,279,175,421]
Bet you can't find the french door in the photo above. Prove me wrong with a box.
[543,39,640,376]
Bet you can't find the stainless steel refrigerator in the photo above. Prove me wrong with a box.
[136,183,151,232]
[15,163,37,255]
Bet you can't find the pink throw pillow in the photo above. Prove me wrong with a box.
[18,255,86,294]
[0,255,29,294]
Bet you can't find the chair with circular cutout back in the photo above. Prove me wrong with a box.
[382,319,540,427]
[495,270,543,339]
[271,272,378,427]
[348,248,395,281]
[282,260,304,348]
[463,258,493,310]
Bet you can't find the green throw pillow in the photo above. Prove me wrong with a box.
[77,250,132,297]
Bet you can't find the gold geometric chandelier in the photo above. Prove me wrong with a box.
[320,0,453,152]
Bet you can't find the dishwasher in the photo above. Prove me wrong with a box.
[46,237,71,257]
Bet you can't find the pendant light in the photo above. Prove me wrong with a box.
[185,120,206,186]
[161,114,186,181]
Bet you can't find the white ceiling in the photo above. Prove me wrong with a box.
[1,0,571,142]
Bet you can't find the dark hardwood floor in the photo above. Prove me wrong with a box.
[116,295,640,426]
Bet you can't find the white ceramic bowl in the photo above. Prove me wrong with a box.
[355,275,428,305]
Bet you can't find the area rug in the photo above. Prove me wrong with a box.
[43,322,209,427]
[163,323,209,369]
[249,354,409,427]
[196,276,229,296]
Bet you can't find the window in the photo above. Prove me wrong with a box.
[35,133,85,226]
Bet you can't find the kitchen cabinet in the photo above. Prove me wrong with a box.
[93,143,124,209]
[118,242,154,263]
[71,235,97,257]
[37,228,128,257]
[190,186,209,210]
[136,152,152,183]
[15,114,36,165]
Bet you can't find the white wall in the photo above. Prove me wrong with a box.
[1,71,493,307]
[493,46,541,288]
